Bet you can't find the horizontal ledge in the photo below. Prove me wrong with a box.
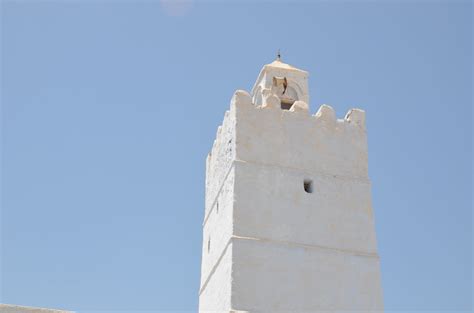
[232,235,379,258]
[234,159,371,184]
[199,234,379,295]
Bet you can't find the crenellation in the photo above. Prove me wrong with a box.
[314,103,337,124]
[232,100,369,179]
[344,108,366,129]
[289,100,309,114]
[260,89,280,110]
[205,100,236,218]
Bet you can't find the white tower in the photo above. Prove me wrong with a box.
[199,58,383,313]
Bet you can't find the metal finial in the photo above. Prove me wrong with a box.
[277,49,281,61]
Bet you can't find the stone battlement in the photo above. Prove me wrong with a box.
[206,90,369,218]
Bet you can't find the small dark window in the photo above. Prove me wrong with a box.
[304,179,314,193]
[208,237,211,253]
[281,100,294,110]
[216,201,219,214]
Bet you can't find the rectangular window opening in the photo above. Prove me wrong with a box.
[304,179,314,193]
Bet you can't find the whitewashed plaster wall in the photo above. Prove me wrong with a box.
[200,102,237,312]
[199,62,383,313]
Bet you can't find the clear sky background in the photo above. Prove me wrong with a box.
[1,0,472,312]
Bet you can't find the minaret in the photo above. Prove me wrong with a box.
[199,58,383,312]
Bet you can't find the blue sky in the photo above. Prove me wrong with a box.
[1,0,472,312]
